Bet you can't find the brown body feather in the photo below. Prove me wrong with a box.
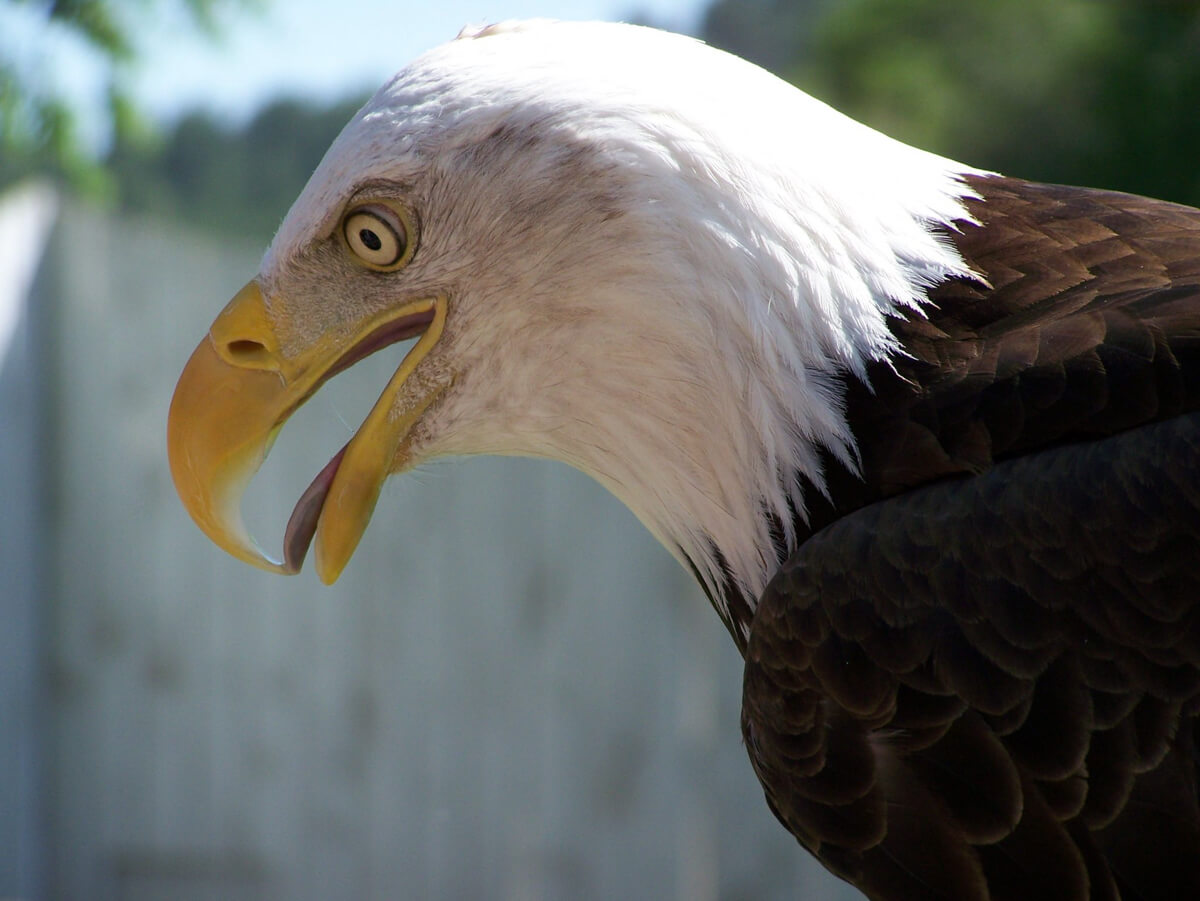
[741,175,1200,900]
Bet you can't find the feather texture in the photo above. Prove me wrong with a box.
[260,20,984,632]
[743,177,1200,899]
[246,21,1200,899]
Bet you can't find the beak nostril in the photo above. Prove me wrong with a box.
[228,338,266,356]
[220,338,277,370]
[210,281,282,372]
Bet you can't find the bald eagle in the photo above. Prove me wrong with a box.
[167,20,1200,900]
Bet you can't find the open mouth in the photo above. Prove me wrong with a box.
[278,306,437,573]
[322,307,438,385]
[167,283,448,584]
[283,445,347,573]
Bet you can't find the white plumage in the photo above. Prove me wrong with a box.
[169,20,1200,898]
[261,20,980,622]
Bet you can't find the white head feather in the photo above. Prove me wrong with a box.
[261,20,981,633]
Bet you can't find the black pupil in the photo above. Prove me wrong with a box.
[359,228,383,252]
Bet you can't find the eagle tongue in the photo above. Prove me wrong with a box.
[283,445,348,574]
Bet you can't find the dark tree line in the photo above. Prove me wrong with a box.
[5,0,1199,243]
[105,96,367,240]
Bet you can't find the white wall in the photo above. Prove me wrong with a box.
[26,204,858,901]
[0,182,59,901]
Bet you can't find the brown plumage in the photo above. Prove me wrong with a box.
[162,23,1200,899]
[740,175,1200,900]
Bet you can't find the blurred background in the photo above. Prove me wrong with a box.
[3,1,1199,899]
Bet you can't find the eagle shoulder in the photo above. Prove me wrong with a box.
[741,177,1200,899]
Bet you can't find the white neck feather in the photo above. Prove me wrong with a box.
[269,21,984,634]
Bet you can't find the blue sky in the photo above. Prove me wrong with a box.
[132,1,704,121]
[2,1,704,144]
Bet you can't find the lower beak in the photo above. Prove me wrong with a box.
[167,280,446,583]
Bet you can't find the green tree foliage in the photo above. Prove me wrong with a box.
[702,0,1200,206]
[11,0,1199,242]
[0,0,253,190]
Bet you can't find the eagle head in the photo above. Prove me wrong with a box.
[167,20,976,626]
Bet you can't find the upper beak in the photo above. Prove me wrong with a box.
[167,280,446,583]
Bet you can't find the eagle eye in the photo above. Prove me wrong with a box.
[342,203,411,270]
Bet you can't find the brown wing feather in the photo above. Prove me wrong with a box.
[880,175,1200,485]
[743,179,1200,900]
[745,415,1200,900]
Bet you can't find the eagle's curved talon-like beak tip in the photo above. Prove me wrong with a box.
[167,280,446,582]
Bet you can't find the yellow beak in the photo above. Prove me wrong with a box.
[167,280,447,583]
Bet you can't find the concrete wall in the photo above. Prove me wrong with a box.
[12,202,857,900]
[0,182,59,901]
